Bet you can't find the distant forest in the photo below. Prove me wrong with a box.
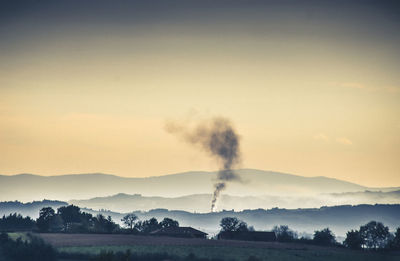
[1,200,400,237]
[1,204,400,251]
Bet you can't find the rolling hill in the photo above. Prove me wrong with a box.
[1,169,397,202]
[68,190,400,213]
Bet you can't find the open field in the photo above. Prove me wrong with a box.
[37,233,400,261]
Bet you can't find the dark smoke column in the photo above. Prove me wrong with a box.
[165,117,241,212]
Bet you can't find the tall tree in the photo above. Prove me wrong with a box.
[360,221,390,249]
[391,227,400,250]
[93,214,118,233]
[36,207,55,232]
[273,225,297,242]
[220,217,248,232]
[313,228,336,246]
[121,213,138,230]
[344,229,363,249]
[160,218,179,229]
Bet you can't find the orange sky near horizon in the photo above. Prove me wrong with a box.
[0,1,399,187]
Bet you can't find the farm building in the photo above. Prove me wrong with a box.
[218,231,276,242]
[150,226,208,239]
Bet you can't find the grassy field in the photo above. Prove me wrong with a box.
[35,233,400,261]
[6,232,30,242]
[58,244,400,261]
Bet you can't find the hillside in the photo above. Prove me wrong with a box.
[68,190,400,213]
[1,169,394,202]
[0,200,67,218]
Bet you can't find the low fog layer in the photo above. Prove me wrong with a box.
[1,201,399,238]
[68,191,400,213]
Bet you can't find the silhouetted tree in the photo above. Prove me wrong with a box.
[55,205,95,232]
[220,217,248,232]
[121,213,138,230]
[273,225,297,242]
[359,221,390,249]
[389,227,400,250]
[36,207,56,232]
[344,229,363,249]
[160,217,179,229]
[57,205,81,226]
[313,228,336,246]
[79,211,94,231]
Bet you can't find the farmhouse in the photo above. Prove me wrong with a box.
[218,231,276,242]
[150,226,208,239]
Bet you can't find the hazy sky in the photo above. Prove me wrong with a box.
[1,0,399,187]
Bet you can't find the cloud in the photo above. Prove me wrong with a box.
[333,82,400,94]
[382,86,400,94]
[314,134,353,146]
[339,82,366,89]
[336,137,353,145]
[314,133,329,142]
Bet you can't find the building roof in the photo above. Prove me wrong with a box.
[151,226,208,236]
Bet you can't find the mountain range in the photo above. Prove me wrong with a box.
[1,169,398,203]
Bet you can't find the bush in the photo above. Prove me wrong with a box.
[313,228,336,246]
[0,232,57,261]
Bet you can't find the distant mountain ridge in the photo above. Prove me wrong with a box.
[68,190,400,213]
[1,169,398,202]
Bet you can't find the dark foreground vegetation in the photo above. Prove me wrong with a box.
[2,232,400,261]
[0,233,56,261]
[61,250,240,261]
[218,217,400,250]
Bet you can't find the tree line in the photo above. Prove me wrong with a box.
[219,217,400,250]
[0,205,180,234]
[1,206,400,250]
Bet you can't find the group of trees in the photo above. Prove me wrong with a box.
[36,205,118,233]
[36,206,181,234]
[0,205,181,235]
[219,217,253,232]
[0,214,36,231]
[219,217,400,250]
[2,207,400,251]
[344,221,400,250]
[272,225,298,242]
[124,215,179,233]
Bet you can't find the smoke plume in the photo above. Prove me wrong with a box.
[165,117,241,212]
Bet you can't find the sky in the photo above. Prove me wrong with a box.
[0,0,399,187]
